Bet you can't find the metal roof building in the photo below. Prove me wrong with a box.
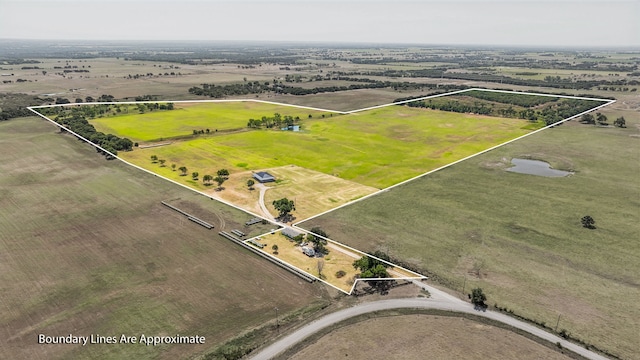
[253,171,276,183]
[281,227,302,239]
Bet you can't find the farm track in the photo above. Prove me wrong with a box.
[251,281,608,360]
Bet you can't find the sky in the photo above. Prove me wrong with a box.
[0,0,638,48]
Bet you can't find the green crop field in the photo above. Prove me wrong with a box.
[117,104,536,190]
[300,119,640,359]
[0,117,324,360]
[90,102,336,142]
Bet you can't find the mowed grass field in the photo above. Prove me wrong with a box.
[301,119,640,358]
[0,117,325,360]
[115,105,535,190]
[90,102,336,142]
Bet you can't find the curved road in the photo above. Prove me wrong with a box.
[250,281,608,360]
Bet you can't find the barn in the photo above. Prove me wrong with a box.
[253,171,276,183]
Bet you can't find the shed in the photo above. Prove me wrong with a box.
[282,227,302,239]
[253,171,276,183]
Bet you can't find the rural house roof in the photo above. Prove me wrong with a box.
[253,171,275,182]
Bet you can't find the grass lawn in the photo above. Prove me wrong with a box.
[300,119,640,359]
[255,233,360,292]
[90,102,336,142]
[119,105,535,190]
[0,117,324,360]
[255,233,421,293]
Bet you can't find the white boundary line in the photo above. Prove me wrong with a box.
[244,228,425,295]
[30,98,349,115]
[295,94,615,226]
[28,89,615,295]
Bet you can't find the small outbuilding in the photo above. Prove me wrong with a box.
[253,171,276,183]
[282,227,302,239]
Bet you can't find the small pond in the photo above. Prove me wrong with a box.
[507,158,573,177]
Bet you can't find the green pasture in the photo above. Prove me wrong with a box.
[90,102,334,142]
[121,106,535,189]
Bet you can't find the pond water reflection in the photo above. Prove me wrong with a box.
[507,158,572,177]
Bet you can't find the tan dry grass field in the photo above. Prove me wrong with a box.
[262,166,379,220]
[199,165,377,220]
[255,233,360,292]
[286,314,575,360]
[255,232,421,292]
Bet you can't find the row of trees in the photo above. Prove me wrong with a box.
[189,77,462,99]
[247,113,300,129]
[401,97,606,126]
[40,102,174,121]
[580,113,626,127]
[151,156,229,189]
[347,67,638,90]
[462,90,557,107]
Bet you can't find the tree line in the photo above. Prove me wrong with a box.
[189,77,464,99]
[461,90,557,107]
[247,113,301,129]
[395,95,605,126]
[39,105,138,157]
[338,67,638,91]
[56,115,133,156]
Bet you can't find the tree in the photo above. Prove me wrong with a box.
[310,227,328,239]
[353,255,389,279]
[150,155,158,163]
[192,172,199,180]
[171,164,176,171]
[158,159,166,167]
[272,198,295,221]
[596,112,608,125]
[317,259,325,278]
[179,166,187,176]
[471,288,487,309]
[307,232,328,256]
[214,175,225,189]
[272,244,278,254]
[580,114,595,124]
[614,116,626,128]
[202,174,213,185]
[217,169,230,178]
[247,179,255,190]
[581,215,596,229]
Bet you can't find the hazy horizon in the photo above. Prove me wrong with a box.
[1,0,639,48]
